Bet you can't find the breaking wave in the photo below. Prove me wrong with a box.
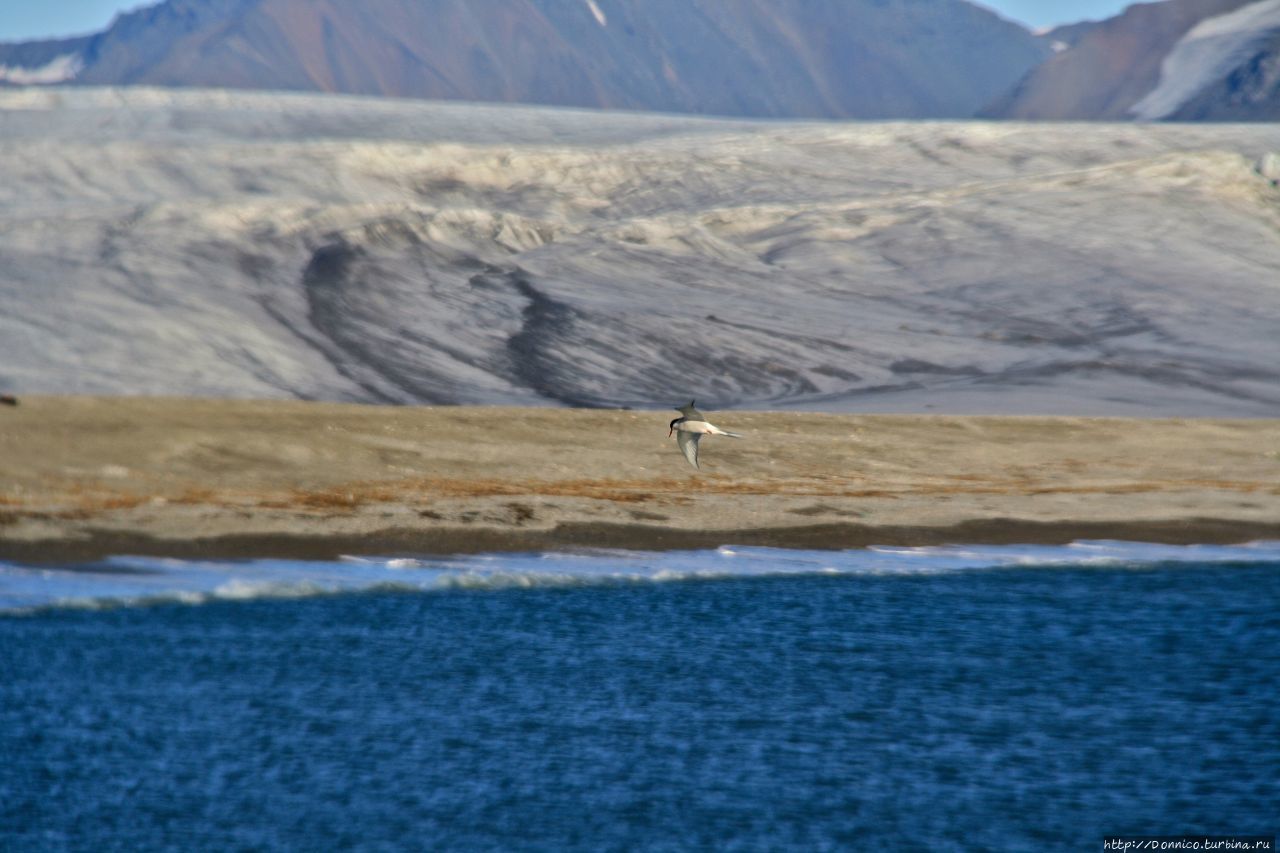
[3,540,1278,614]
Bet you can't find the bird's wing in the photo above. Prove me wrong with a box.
[677,401,704,421]
[676,430,701,468]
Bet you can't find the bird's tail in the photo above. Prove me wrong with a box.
[718,430,743,438]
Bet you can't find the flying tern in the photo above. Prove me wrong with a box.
[668,400,741,469]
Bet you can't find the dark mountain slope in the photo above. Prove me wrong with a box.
[0,0,1049,119]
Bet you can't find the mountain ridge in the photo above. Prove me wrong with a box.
[0,0,1049,119]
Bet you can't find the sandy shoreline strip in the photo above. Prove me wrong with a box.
[2,397,1279,562]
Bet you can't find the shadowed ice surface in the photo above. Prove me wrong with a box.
[2,544,1278,849]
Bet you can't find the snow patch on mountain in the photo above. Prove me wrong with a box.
[0,53,83,85]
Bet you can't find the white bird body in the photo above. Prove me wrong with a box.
[668,400,741,468]
[672,419,740,437]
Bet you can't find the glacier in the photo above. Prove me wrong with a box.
[1131,0,1280,120]
[1,87,1279,415]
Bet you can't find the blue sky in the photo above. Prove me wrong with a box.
[974,0,1141,29]
[0,1,145,41]
[0,0,1138,42]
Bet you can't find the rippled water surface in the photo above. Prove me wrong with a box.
[3,543,1278,850]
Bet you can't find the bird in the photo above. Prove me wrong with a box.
[668,400,741,469]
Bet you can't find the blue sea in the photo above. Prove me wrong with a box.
[2,542,1278,851]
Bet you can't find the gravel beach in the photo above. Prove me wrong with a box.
[2,396,1278,561]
